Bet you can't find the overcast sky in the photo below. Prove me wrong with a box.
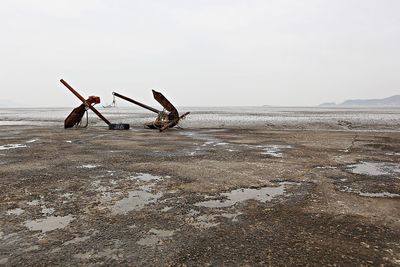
[1,0,399,107]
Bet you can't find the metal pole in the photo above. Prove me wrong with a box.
[112,92,160,114]
[60,79,111,125]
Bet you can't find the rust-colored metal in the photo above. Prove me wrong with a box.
[64,96,100,128]
[112,90,189,131]
[152,90,176,114]
[88,96,100,105]
[152,89,180,130]
[64,104,86,128]
[60,79,111,127]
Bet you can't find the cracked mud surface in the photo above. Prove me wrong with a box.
[0,126,399,266]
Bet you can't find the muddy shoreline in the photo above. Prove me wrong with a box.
[1,126,399,266]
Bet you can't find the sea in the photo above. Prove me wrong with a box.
[0,106,399,130]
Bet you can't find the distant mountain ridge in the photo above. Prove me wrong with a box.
[320,95,400,107]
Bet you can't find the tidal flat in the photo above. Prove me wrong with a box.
[0,115,400,265]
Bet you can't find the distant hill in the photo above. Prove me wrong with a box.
[319,95,400,107]
[319,102,336,107]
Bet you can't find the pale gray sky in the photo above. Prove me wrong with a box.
[1,0,399,107]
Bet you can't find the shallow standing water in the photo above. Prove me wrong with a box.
[346,161,400,177]
[195,182,297,208]
[24,215,75,233]
[1,107,400,130]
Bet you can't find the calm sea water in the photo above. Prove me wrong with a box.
[0,106,399,130]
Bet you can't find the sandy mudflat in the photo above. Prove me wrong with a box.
[0,125,399,266]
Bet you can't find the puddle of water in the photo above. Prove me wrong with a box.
[137,228,175,246]
[130,173,164,182]
[181,131,292,157]
[220,212,243,222]
[6,208,25,216]
[27,199,42,206]
[203,141,215,146]
[111,190,163,215]
[191,214,220,229]
[161,206,173,212]
[106,171,116,176]
[315,166,338,169]
[181,131,218,143]
[91,180,124,201]
[346,161,400,177]
[185,210,220,229]
[180,131,228,154]
[386,152,400,156]
[187,209,200,217]
[214,142,229,146]
[24,215,74,233]
[78,164,99,169]
[41,206,55,216]
[0,144,27,150]
[195,182,296,208]
[26,139,38,143]
[259,145,292,157]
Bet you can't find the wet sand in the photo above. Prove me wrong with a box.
[0,125,400,266]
